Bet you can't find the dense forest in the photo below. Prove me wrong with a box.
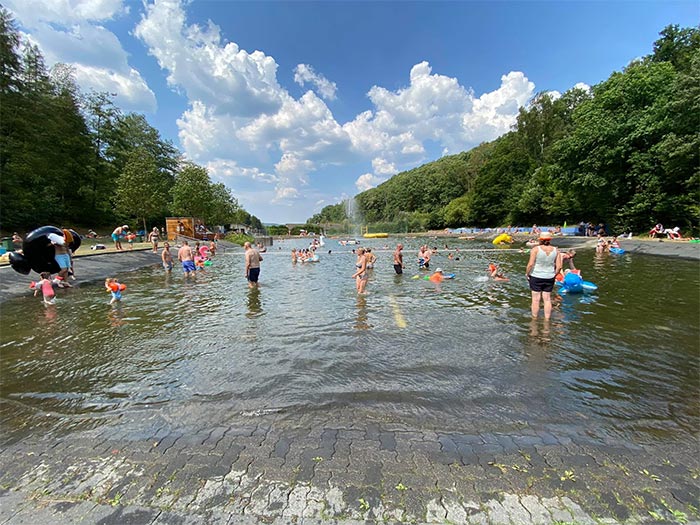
[309,25,699,234]
[0,9,263,234]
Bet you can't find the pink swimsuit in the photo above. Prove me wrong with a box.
[39,279,54,298]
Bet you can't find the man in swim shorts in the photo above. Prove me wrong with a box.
[244,241,263,288]
[49,233,73,288]
[111,225,128,251]
[393,244,404,274]
[178,240,195,277]
[162,242,173,272]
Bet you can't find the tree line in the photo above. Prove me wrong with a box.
[0,9,263,234]
[310,25,699,235]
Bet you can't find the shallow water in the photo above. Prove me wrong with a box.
[0,238,698,446]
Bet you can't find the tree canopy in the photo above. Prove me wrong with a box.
[0,8,262,234]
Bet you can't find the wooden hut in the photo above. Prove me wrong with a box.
[166,217,194,240]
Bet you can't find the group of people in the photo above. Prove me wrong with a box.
[648,223,683,239]
[31,229,76,305]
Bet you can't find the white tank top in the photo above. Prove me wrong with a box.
[531,246,557,279]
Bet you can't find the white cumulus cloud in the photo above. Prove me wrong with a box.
[5,0,156,112]
[356,173,386,192]
[372,158,397,176]
[135,0,541,221]
[294,64,337,100]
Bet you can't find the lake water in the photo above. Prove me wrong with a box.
[1,238,698,447]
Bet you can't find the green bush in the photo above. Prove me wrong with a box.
[225,232,254,246]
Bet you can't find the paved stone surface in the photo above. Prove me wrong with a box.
[0,418,698,524]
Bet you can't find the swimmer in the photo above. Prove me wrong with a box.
[429,268,445,283]
[488,264,509,281]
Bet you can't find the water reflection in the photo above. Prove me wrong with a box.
[246,287,262,318]
[108,306,126,327]
[0,240,698,446]
[354,295,370,330]
[528,318,552,343]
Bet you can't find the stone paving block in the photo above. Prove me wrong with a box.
[280,484,309,520]
[5,501,100,525]
[483,497,512,524]
[560,496,597,525]
[0,489,30,523]
[519,494,551,524]
[153,509,230,524]
[463,500,488,525]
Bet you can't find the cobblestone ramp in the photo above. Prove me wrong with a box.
[1,421,698,524]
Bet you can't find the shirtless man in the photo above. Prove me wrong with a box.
[418,245,431,270]
[161,242,173,272]
[49,233,72,287]
[244,241,263,288]
[393,243,404,274]
[178,240,195,277]
[112,225,128,251]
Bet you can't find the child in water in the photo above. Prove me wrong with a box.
[488,264,509,281]
[105,278,124,304]
[34,272,55,305]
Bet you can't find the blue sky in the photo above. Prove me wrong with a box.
[5,0,698,224]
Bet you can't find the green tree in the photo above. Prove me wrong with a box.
[115,148,170,233]
[207,182,240,226]
[171,163,214,220]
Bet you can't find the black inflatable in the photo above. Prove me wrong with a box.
[9,226,81,275]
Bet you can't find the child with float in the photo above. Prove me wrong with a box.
[105,278,126,304]
[32,272,56,305]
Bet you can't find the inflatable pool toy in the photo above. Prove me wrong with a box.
[492,233,512,245]
[412,273,456,280]
[204,260,212,266]
[363,233,388,239]
[609,247,625,254]
[557,272,597,294]
[9,226,81,275]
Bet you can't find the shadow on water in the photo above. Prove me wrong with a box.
[0,239,698,446]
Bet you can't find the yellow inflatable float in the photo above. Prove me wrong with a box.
[492,233,513,245]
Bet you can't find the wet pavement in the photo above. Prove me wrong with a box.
[0,414,698,524]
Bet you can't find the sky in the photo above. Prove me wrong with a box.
[4,1,698,224]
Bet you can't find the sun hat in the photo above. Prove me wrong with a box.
[539,231,553,240]
[435,268,443,273]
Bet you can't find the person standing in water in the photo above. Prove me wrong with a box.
[161,242,173,272]
[525,231,561,320]
[178,240,195,277]
[393,244,404,274]
[352,247,369,294]
[244,241,263,288]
